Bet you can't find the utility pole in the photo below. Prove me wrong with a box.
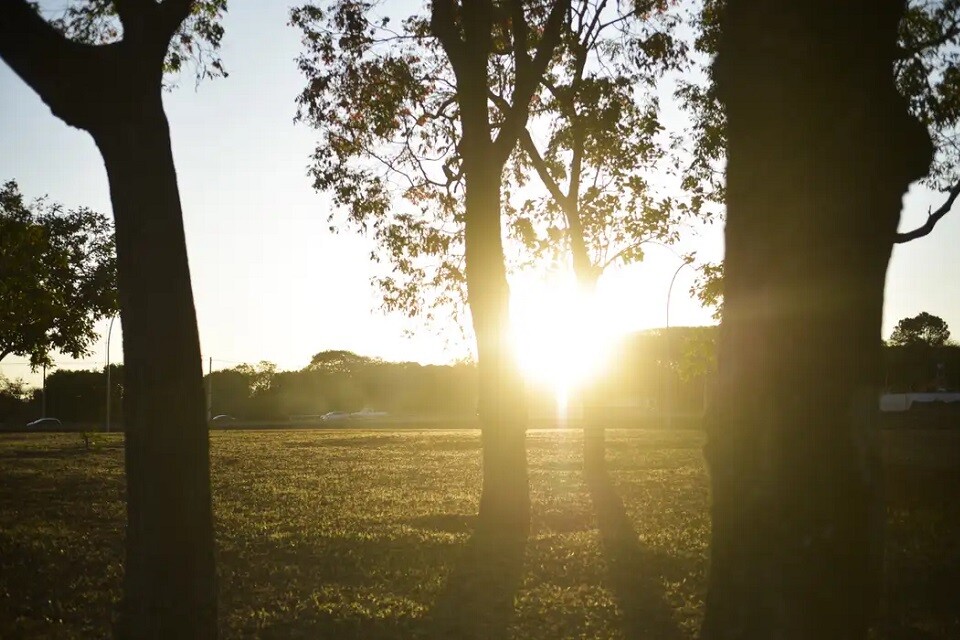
[105,315,116,432]
[41,363,46,418]
[207,356,213,422]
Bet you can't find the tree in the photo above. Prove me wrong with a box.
[702,2,932,639]
[683,1,960,322]
[0,2,226,636]
[307,350,380,373]
[0,374,32,424]
[0,180,117,368]
[889,311,951,347]
[500,0,686,470]
[293,0,570,533]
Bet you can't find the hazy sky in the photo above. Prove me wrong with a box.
[2,1,959,387]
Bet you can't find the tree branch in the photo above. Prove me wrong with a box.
[0,0,102,125]
[896,18,960,60]
[113,0,152,37]
[895,179,960,243]
[430,0,467,80]
[156,0,196,41]
[492,0,571,165]
[516,125,573,211]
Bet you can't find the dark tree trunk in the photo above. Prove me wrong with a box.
[464,149,531,536]
[446,2,531,536]
[93,93,218,640]
[702,2,932,639]
[0,5,219,637]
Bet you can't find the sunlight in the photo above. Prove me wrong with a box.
[510,273,623,404]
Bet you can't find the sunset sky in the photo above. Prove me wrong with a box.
[2,1,959,388]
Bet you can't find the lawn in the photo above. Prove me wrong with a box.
[0,429,956,638]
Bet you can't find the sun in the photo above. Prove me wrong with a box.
[509,273,624,404]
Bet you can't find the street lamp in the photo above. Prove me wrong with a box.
[660,255,694,429]
[105,315,116,433]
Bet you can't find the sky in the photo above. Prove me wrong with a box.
[2,1,960,388]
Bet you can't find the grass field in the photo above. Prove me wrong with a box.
[0,429,957,638]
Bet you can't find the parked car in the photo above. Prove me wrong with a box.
[211,414,237,423]
[26,417,62,429]
[321,411,351,422]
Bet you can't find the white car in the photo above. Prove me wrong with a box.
[26,417,62,429]
[321,411,351,422]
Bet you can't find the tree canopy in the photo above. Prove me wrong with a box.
[684,0,960,319]
[501,0,687,286]
[889,311,952,347]
[292,1,680,331]
[0,180,116,368]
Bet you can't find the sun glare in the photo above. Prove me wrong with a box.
[510,274,623,405]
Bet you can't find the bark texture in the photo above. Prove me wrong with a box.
[460,58,531,536]
[96,97,218,640]
[0,4,218,637]
[702,2,933,639]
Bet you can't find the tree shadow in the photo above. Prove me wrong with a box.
[586,466,686,640]
[421,512,527,639]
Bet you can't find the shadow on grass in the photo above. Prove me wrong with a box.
[0,443,123,460]
[421,514,527,640]
[240,513,524,640]
[882,463,960,639]
[586,465,685,640]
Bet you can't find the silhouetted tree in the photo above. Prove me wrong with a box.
[496,0,685,470]
[889,311,951,347]
[293,0,570,533]
[702,1,932,639]
[684,0,960,319]
[0,180,116,368]
[0,374,31,424]
[0,2,226,636]
[307,350,380,373]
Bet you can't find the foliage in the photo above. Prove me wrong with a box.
[230,360,276,395]
[291,1,470,326]
[675,325,718,382]
[689,260,723,321]
[681,0,960,320]
[0,374,32,423]
[890,311,952,347]
[292,1,574,333]
[505,0,688,280]
[680,0,960,209]
[46,0,229,85]
[0,180,117,368]
[307,350,380,373]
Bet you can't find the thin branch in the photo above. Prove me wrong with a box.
[515,123,573,211]
[895,179,960,243]
[896,18,960,60]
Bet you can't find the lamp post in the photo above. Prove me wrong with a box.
[660,255,693,429]
[105,315,116,433]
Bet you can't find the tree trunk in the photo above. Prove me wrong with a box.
[702,2,932,639]
[576,276,606,476]
[93,91,218,640]
[464,150,530,536]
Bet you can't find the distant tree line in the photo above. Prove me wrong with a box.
[5,320,956,428]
